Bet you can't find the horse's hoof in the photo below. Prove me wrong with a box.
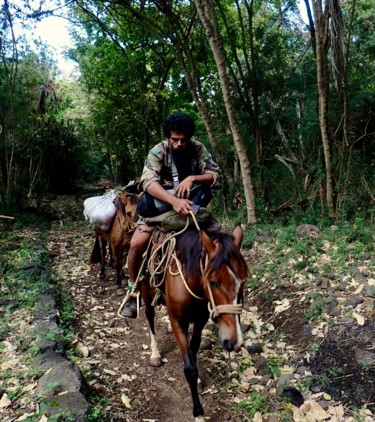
[116,287,125,296]
[150,356,162,367]
[194,416,205,422]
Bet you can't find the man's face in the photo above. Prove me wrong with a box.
[168,131,191,152]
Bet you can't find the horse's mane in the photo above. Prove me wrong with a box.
[176,229,246,278]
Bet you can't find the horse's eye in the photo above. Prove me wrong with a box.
[210,280,219,288]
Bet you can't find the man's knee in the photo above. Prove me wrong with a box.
[130,226,152,252]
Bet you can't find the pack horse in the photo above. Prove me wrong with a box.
[89,190,138,291]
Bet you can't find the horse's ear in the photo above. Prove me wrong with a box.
[200,229,215,253]
[232,224,244,248]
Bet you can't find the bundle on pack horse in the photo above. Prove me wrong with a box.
[120,214,248,420]
[90,190,139,292]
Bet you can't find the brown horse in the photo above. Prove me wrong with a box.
[141,225,248,421]
[90,191,138,291]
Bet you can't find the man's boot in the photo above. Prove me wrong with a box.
[121,296,137,318]
[121,281,138,318]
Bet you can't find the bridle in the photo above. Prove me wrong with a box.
[171,211,243,322]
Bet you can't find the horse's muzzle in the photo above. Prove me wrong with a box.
[222,338,243,352]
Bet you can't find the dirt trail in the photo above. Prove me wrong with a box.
[49,215,243,422]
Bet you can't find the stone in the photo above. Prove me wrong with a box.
[35,308,60,322]
[256,229,273,242]
[41,392,89,422]
[337,281,348,291]
[296,366,309,375]
[34,338,63,354]
[320,278,330,289]
[277,374,294,388]
[354,349,374,366]
[354,271,367,284]
[37,360,86,397]
[31,319,64,343]
[247,344,263,354]
[364,284,375,298]
[295,224,320,238]
[358,252,371,261]
[254,356,268,369]
[23,263,46,276]
[346,296,364,308]
[329,306,342,317]
[32,351,67,372]
[37,294,56,311]
[323,296,338,313]
[281,386,304,407]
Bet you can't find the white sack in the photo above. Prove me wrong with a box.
[83,190,117,231]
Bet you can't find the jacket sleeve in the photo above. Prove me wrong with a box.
[196,142,221,187]
[140,141,166,192]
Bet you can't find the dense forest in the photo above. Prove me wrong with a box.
[1,0,374,224]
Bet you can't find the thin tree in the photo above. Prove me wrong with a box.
[305,0,345,217]
[194,0,256,223]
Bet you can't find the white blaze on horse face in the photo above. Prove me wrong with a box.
[218,266,244,351]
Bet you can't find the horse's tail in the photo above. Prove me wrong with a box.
[90,234,102,264]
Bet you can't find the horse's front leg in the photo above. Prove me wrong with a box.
[171,320,204,420]
[190,312,209,363]
[142,285,162,367]
[190,313,208,394]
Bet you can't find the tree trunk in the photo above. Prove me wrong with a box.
[312,0,336,217]
[3,0,18,198]
[194,0,256,224]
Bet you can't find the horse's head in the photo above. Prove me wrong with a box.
[200,225,248,352]
[116,192,139,231]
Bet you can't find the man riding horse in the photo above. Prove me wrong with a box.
[123,112,221,318]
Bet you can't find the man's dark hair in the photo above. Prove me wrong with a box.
[162,113,196,138]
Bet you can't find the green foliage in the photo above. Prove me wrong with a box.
[236,390,270,420]
[1,0,374,220]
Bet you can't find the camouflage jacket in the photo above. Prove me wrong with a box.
[140,139,221,192]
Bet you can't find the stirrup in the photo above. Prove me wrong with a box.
[118,290,141,318]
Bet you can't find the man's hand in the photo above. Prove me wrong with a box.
[171,197,194,216]
[174,176,194,199]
